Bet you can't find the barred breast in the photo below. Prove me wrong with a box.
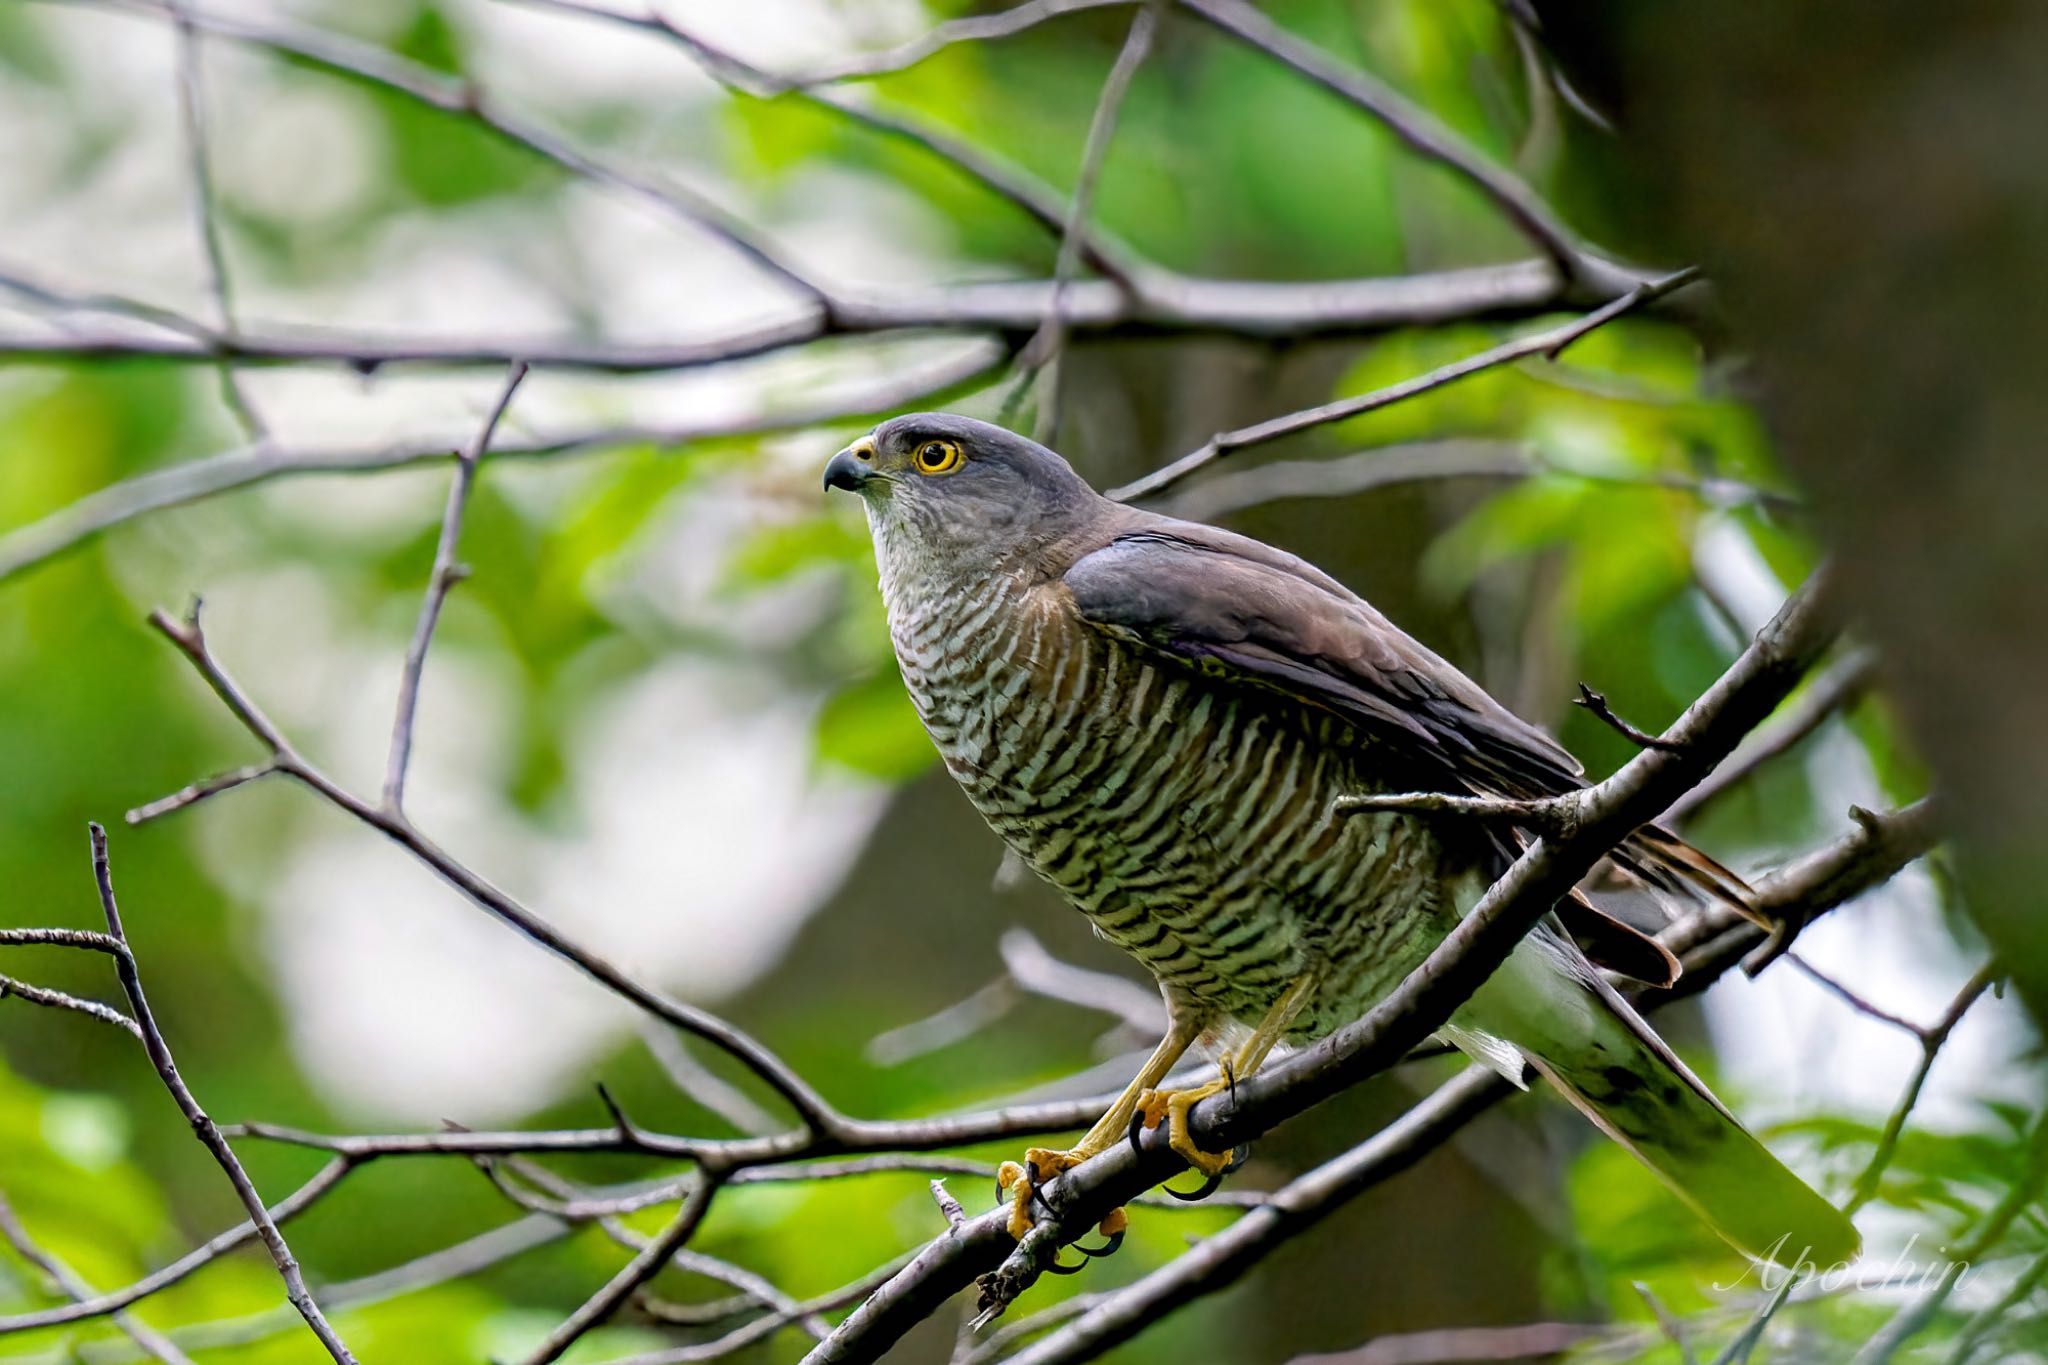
[883,567,1471,1038]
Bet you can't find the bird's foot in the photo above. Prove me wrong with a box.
[994,1147,1128,1259]
[1132,1081,1249,1196]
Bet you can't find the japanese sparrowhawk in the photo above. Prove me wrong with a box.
[824,413,1859,1266]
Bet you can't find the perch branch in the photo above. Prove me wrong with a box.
[1108,265,1700,502]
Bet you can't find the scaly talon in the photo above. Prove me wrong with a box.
[998,1146,1126,1245]
[1134,1080,1235,1177]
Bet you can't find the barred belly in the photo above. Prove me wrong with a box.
[886,572,1473,1040]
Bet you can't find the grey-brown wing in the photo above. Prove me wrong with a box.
[1063,524,1735,982]
[1062,525,1584,799]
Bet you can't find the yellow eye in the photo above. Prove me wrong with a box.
[912,439,964,476]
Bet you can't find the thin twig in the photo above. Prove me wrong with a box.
[500,0,1141,285]
[1001,1,1160,442]
[610,1254,920,1365]
[165,0,266,443]
[0,973,142,1037]
[1846,964,2000,1214]
[784,0,1140,86]
[1333,789,1574,831]
[0,1158,354,1333]
[1108,265,1701,502]
[0,1190,198,1365]
[145,602,839,1126]
[1783,953,1926,1038]
[1574,683,1682,750]
[125,759,279,825]
[383,361,528,813]
[1850,1111,2048,1365]
[84,823,357,1364]
[70,0,831,308]
[0,340,1000,588]
[518,1172,724,1365]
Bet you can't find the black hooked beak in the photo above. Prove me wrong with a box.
[823,446,874,494]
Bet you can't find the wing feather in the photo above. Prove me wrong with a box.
[1064,525,1582,798]
[1063,521,1748,980]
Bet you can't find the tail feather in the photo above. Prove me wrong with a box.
[1460,936,1860,1266]
[1610,823,1766,926]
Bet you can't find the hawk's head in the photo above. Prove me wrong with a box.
[823,413,1099,571]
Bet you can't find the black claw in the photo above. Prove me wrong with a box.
[1074,1228,1126,1260]
[1164,1168,1226,1202]
[995,1175,1008,1207]
[1047,1228,1125,1275]
[1128,1108,1149,1157]
[1163,1146,1251,1201]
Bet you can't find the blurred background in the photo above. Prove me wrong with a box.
[1,0,2043,1361]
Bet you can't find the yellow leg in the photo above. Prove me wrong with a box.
[997,1011,1205,1240]
[1137,973,1318,1178]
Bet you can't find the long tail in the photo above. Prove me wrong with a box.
[1457,937,1861,1266]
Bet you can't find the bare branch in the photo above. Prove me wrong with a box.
[0,341,1000,588]
[0,257,1587,374]
[1333,789,1575,831]
[383,362,529,813]
[0,973,141,1037]
[1148,438,1793,524]
[144,603,841,1127]
[1666,647,1879,825]
[1108,266,1702,502]
[83,823,358,1364]
[519,1172,723,1365]
[501,0,1144,285]
[611,1255,921,1365]
[1741,798,1942,974]
[0,1191,197,1365]
[66,0,831,308]
[992,1066,1513,1365]
[0,1158,354,1334]
[784,0,1140,87]
[1846,963,2000,1215]
[1574,683,1683,751]
[1783,952,1927,1038]
[125,759,280,825]
[1004,1,1160,442]
[165,0,266,443]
